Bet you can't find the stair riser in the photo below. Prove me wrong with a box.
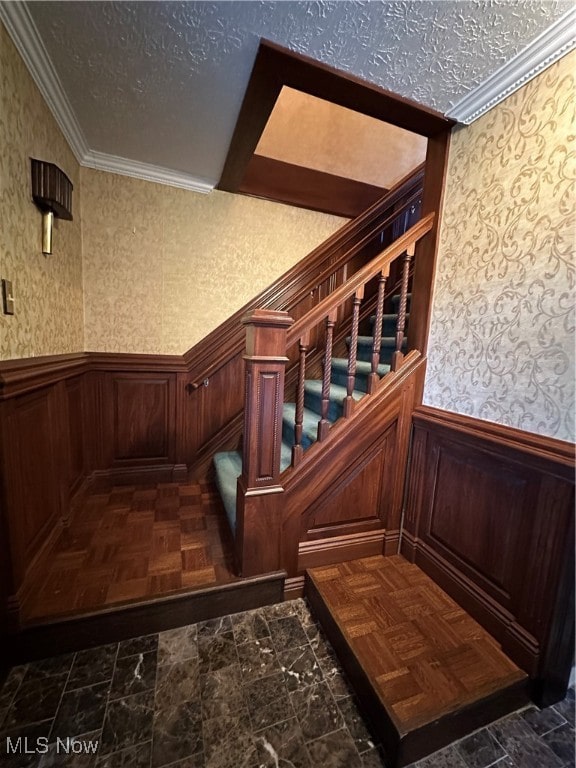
[330,368,371,393]
[282,418,316,450]
[304,390,344,421]
[374,314,409,336]
[356,346,395,365]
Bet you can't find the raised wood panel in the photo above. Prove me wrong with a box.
[305,423,395,535]
[306,455,383,531]
[66,376,85,492]
[2,389,61,585]
[278,359,426,576]
[195,352,245,453]
[110,375,175,463]
[427,448,528,600]
[404,405,575,704]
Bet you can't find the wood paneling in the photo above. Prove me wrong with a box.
[403,406,575,706]
[0,165,426,629]
[110,375,174,463]
[66,376,85,494]
[240,154,387,217]
[2,389,62,585]
[219,39,454,192]
[408,130,451,356]
[274,357,425,577]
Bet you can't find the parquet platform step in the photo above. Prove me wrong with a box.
[305,555,529,767]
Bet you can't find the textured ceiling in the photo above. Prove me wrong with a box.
[21,1,575,185]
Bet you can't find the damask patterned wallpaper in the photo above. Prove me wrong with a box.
[81,168,344,355]
[424,52,575,443]
[0,23,84,361]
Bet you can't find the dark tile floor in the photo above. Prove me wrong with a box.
[0,599,573,768]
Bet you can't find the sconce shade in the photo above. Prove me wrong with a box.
[31,158,73,221]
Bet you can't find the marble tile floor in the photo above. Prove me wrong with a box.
[0,599,573,768]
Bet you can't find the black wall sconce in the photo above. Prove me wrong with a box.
[31,158,73,255]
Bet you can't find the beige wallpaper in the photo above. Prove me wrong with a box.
[424,52,575,443]
[0,22,83,361]
[81,168,345,354]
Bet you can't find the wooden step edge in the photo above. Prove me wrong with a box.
[8,571,286,665]
[305,571,529,767]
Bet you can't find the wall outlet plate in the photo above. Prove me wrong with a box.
[2,279,15,315]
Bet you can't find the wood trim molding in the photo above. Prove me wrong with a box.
[219,39,453,193]
[413,405,575,471]
[240,155,387,218]
[0,353,89,399]
[298,529,386,571]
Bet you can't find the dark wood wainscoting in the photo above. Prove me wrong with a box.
[403,406,575,706]
[280,359,424,578]
[0,357,90,628]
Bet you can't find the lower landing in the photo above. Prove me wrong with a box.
[306,555,529,767]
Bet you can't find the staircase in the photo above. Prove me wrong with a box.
[208,172,532,768]
[213,293,410,534]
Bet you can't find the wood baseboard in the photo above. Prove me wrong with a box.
[89,463,188,490]
[284,575,305,601]
[298,529,386,571]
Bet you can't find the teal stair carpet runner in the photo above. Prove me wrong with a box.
[214,295,410,533]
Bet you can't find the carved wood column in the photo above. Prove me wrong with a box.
[236,309,293,576]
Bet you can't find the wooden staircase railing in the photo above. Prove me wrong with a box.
[235,213,435,570]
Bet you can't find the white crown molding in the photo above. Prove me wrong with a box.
[82,151,215,193]
[0,0,88,162]
[447,7,576,124]
[0,1,214,193]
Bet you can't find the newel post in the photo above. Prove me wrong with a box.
[236,309,293,576]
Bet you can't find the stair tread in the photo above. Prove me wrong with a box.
[306,555,528,765]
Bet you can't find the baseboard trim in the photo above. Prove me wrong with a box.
[284,575,305,601]
[89,463,188,490]
[298,529,386,571]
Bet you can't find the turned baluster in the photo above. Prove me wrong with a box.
[392,243,414,371]
[318,308,337,441]
[343,286,364,417]
[292,331,310,467]
[367,266,389,393]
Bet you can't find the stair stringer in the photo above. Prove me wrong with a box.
[238,353,426,579]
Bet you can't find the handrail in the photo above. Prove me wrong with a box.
[287,212,435,347]
[182,165,425,379]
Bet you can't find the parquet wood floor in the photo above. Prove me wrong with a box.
[306,555,528,765]
[21,482,238,621]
